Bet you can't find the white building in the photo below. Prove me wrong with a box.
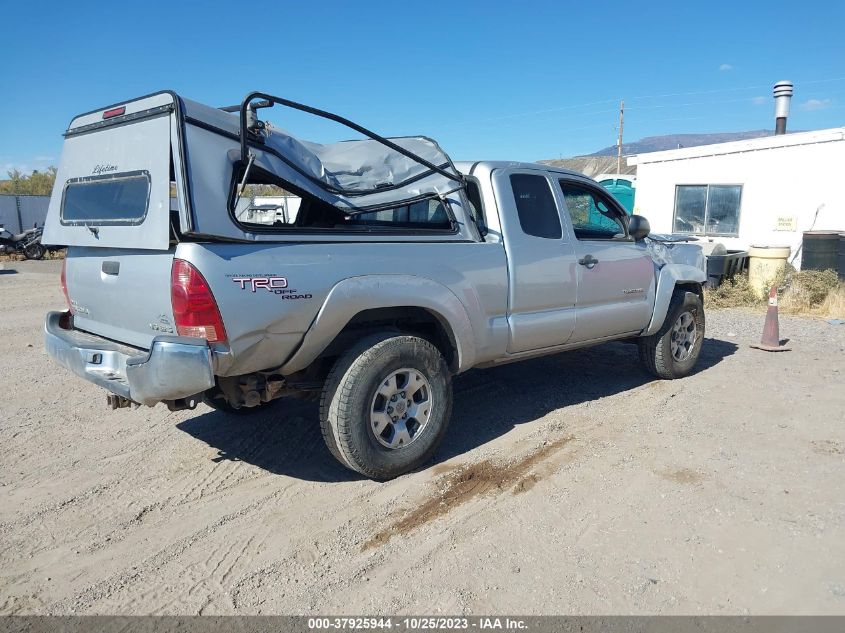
[628,127,845,266]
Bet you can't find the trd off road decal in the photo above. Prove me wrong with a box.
[227,274,312,300]
[232,276,288,291]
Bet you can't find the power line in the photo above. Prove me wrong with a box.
[620,77,845,102]
[449,76,845,127]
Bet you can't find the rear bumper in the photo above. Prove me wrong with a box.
[44,311,215,406]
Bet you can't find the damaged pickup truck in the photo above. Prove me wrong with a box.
[43,91,707,480]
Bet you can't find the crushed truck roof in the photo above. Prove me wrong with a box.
[180,93,465,213]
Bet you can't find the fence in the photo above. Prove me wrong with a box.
[0,195,50,234]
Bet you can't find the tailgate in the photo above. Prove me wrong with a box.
[42,92,175,250]
[64,247,176,350]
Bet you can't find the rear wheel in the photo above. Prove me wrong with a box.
[320,332,453,480]
[23,243,45,260]
[638,289,705,379]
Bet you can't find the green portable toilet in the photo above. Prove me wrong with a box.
[598,175,636,213]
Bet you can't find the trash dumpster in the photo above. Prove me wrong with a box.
[801,230,841,272]
[705,250,749,288]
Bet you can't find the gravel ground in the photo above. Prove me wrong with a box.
[1,260,844,615]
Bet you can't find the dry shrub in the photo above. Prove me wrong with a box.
[704,272,761,309]
[767,262,797,295]
[780,269,840,315]
[816,282,845,319]
[705,267,843,317]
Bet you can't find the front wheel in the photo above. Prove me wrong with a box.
[638,289,705,379]
[320,332,453,480]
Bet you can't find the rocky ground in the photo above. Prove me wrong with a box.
[1,260,843,615]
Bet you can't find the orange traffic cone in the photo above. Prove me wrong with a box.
[750,285,791,352]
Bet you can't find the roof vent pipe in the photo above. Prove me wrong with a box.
[773,80,793,135]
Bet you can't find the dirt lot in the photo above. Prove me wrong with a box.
[1,260,844,615]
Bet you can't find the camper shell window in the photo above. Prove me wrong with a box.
[61,171,151,226]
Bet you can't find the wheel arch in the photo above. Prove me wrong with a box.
[280,275,475,376]
[321,305,461,371]
[644,264,706,336]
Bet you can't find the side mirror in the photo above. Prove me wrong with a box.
[628,214,650,240]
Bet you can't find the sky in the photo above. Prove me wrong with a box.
[1,0,844,175]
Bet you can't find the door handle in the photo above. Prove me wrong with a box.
[578,254,599,269]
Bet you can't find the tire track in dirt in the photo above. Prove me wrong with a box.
[3,417,204,558]
[67,408,330,612]
[47,486,288,613]
[148,531,264,614]
[171,408,321,504]
[78,411,326,560]
[0,480,123,560]
[138,423,276,517]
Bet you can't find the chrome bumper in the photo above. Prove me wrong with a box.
[44,311,215,406]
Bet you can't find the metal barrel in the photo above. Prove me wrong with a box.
[801,231,840,272]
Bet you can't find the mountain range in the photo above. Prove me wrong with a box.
[540,130,791,177]
[587,130,779,156]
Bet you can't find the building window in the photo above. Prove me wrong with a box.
[673,185,742,236]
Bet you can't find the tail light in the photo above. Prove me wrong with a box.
[60,259,73,314]
[170,259,228,343]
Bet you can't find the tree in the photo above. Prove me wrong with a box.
[0,166,58,195]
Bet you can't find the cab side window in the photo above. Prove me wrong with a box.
[464,178,486,230]
[510,174,562,239]
[559,182,626,240]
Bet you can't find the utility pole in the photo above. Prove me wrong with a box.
[616,100,625,174]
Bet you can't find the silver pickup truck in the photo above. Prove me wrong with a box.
[43,91,707,480]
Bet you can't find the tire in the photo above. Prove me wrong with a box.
[23,243,45,260]
[638,289,705,379]
[320,332,453,480]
